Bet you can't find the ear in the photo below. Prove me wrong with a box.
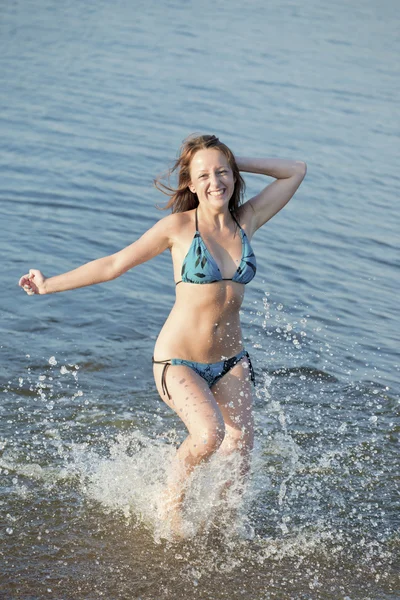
[189,183,196,194]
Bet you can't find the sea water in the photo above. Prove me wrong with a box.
[1,0,399,598]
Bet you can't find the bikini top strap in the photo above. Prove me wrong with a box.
[195,207,199,232]
[230,211,242,230]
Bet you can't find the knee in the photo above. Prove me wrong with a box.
[225,423,254,453]
[191,423,226,459]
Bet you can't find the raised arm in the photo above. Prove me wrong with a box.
[19,214,174,295]
[236,156,307,236]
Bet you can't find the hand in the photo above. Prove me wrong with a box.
[19,269,47,295]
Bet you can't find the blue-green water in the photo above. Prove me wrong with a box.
[1,0,399,598]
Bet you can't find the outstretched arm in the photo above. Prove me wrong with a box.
[236,156,307,235]
[19,215,174,295]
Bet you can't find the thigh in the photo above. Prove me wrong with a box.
[153,363,225,436]
[211,357,254,443]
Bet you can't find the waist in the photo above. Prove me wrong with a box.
[174,280,245,311]
[155,309,244,363]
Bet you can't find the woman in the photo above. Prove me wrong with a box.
[19,134,306,536]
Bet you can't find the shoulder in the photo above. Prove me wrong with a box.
[156,210,194,227]
[150,210,195,248]
[160,210,196,244]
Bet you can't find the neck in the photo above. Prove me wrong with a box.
[197,204,232,230]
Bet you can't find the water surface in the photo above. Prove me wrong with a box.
[1,0,399,598]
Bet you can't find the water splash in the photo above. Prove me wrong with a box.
[1,339,398,598]
[68,429,259,543]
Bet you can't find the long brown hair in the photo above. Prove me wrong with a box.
[154,134,245,217]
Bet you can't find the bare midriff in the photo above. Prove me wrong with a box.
[153,281,246,362]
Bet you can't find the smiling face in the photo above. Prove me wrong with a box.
[188,148,236,210]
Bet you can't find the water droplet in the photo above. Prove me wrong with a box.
[48,356,57,366]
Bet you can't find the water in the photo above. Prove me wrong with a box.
[1,0,399,598]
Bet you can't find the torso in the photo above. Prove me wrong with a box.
[153,206,255,362]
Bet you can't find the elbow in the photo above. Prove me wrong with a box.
[110,253,133,280]
[295,161,307,178]
[110,263,124,281]
[107,255,122,281]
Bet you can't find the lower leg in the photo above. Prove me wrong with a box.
[216,427,254,502]
[160,429,225,537]
[212,360,255,500]
[164,430,223,505]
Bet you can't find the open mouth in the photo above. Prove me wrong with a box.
[208,189,226,197]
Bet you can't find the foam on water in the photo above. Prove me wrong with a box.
[67,429,261,543]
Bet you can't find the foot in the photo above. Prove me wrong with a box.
[157,492,187,540]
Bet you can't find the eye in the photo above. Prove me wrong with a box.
[218,170,228,175]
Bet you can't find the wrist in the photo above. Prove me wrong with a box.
[41,278,50,295]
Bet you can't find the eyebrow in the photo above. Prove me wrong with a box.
[197,166,227,174]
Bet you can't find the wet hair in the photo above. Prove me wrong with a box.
[154,134,245,217]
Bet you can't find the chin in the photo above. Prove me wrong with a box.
[207,195,230,207]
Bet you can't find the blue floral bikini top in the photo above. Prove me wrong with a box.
[176,209,257,285]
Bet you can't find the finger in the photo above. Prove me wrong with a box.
[23,282,37,292]
[19,275,30,286]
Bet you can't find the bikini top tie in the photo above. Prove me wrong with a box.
[176,209,257,286]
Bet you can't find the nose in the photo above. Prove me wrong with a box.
[210,172,221,189]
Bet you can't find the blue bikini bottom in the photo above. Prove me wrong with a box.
[152,349,255,400]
